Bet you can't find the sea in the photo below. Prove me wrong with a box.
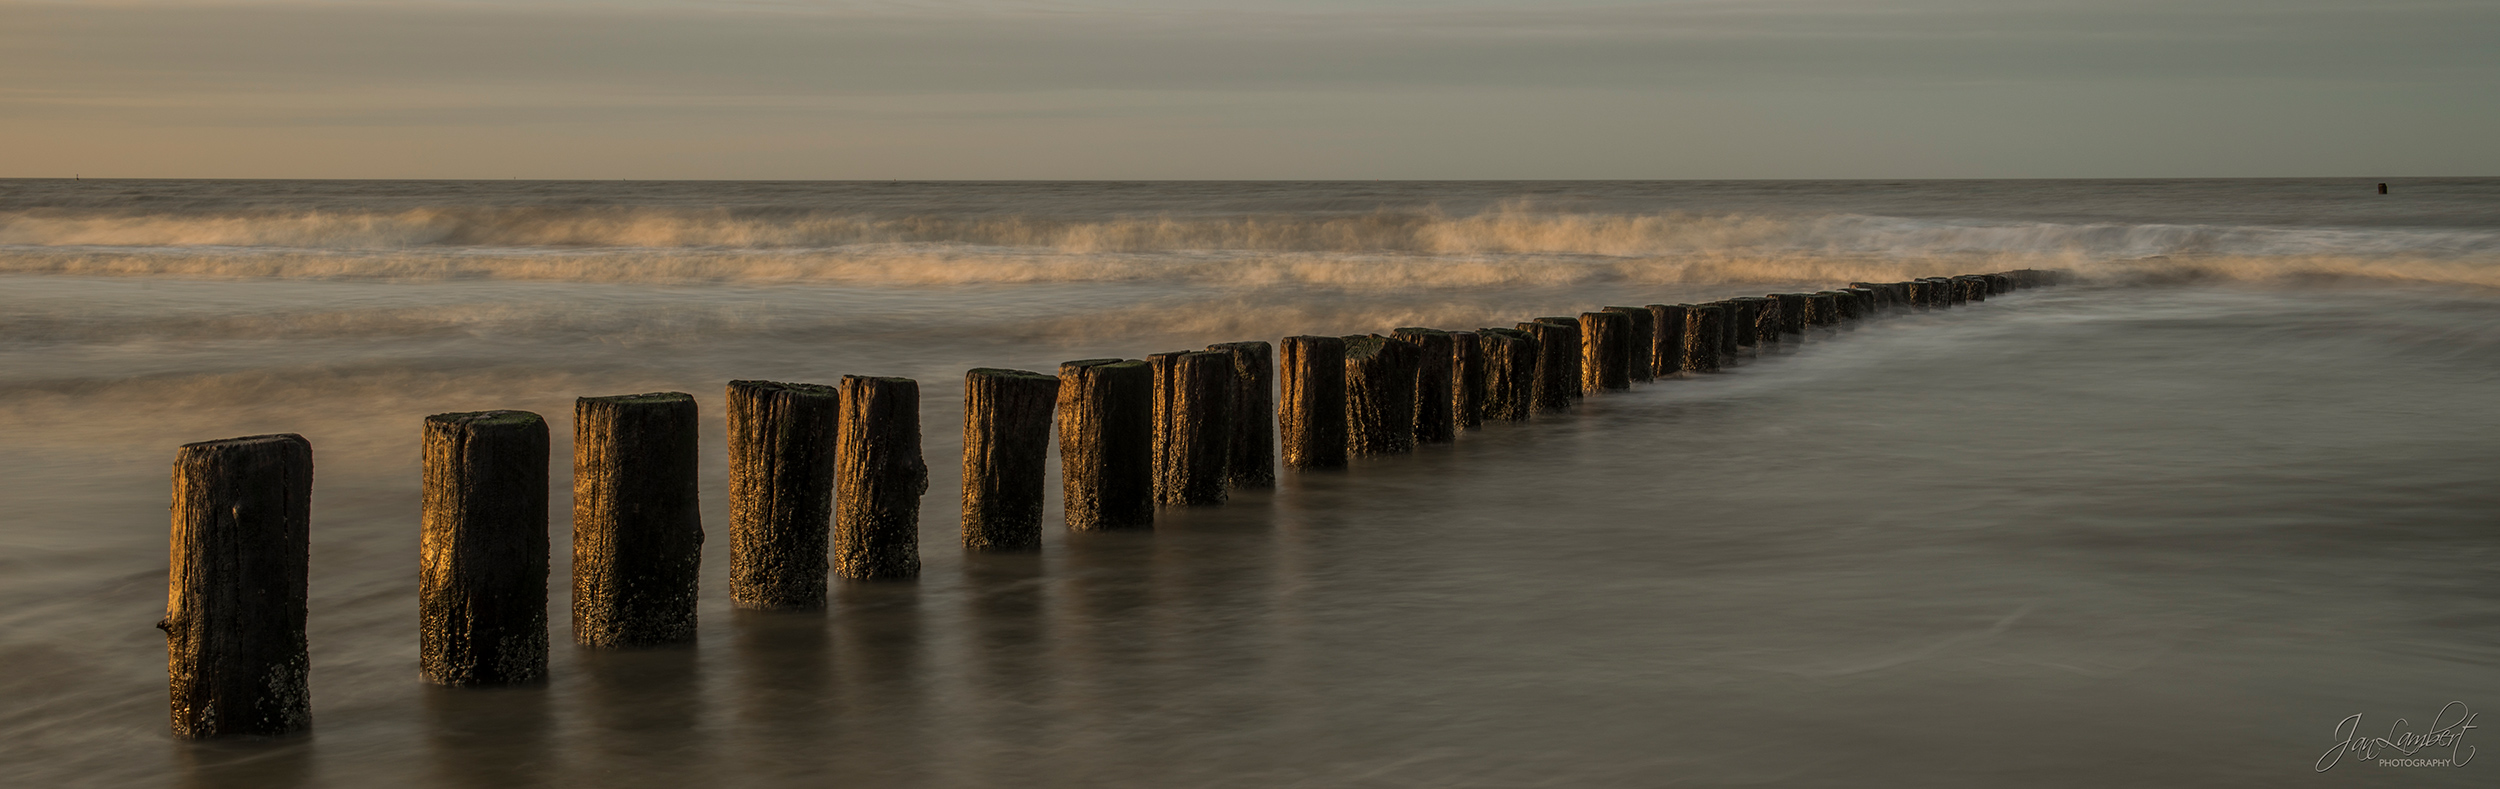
[0,179,2494,787]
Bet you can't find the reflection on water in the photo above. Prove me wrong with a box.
[4,178,2497,786]
[421,685,550,789]
[13,282,2489,789]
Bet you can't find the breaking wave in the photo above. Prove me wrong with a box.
[2,205,2495,289]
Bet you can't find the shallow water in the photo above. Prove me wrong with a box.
[0,179,2494,787]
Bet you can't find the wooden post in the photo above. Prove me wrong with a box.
[1148,351,1232,506]
[2379,182,2388,194]
[1476,328,1536,421]
[1390,328,1455,443]
[1811,292,1843,327]
[1751,297,1786,348]
[1849,283,1889,312]
[834,375,927,580]
[1769,293,1810,338]
[1960,276,1989,303]
[1690,300,1730,359]
[1343,335,1419,455]
[1602,307,1655,382]
[421,411,548,685]
[163,434,312,739]
[1059,359,1154,529]
[1907,280,1935,309]
[1725,297,1765,350]
[1578,311,1631,392]
[1451,331,1486,430]
[1645,304,1688,376]
[1518,320,1577,410]
[960,369,1058,552]
[726,380,840,609]
[1684,304,1725,373]
[1277,337,1347,470]
[1844,287,1876,316]
[1205,341,1275,488]
[572,393,701,647]
[1534,318,1585,397]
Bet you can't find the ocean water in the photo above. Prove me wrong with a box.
[0,179,2493,787]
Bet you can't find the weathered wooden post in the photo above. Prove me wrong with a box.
[1684,304,1725,373]
[164,433,312,738]
[1390,328,1456,443]
[1578,311,1631,392]
[573,393,701,647]
[1476,328,1536,420]
[1751,297,1786,349]
[1060,359,1154,528]
[421,412,548,685]
[1907,280,1935,309]
[1849,283,1889,312]
[1451,331,1486,430]
[1811,292,1843,329]
[1844,288,1876,317]
[1205,341,1275,488]
[726,381,840,609]
[1772,294,1812,339]
[834,375,926,579]
[1701,302,1736,360]
[1277,337,1347,470]
[1344,335,1419,455]
[1932,277,1966,306]
[1148,351,1232,506]
[1601,307,1655,382]
[1725,297,1765,351]
[1959,276,1988,302]
[1646,304,1688,376]
[960,369,1058,552]
[1519,319,1577,410]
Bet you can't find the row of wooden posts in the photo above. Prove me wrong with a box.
[160,270,2067,739]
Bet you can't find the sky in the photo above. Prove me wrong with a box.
[1,0,2494,179]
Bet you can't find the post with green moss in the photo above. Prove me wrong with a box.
[1579,311,1631,392]
[1602,307,1654,382]
[833,376,926,579]
[1684,304,1725,373]
[1646,305,1687,376]
[961,369,1058,552]
[1060,359,1154,528]
[727,380,840,609]
[421,411,548,685]
[573,393,701,647]
[1450,331,1486,429]
[1148,351,1232,506]
[1344,335,1419,455]
[1278,337,1347,470]
[163,433,312,739]
[1390,328,1455,443]
[1476,328,1535,420]
[1206,341,1275,488]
